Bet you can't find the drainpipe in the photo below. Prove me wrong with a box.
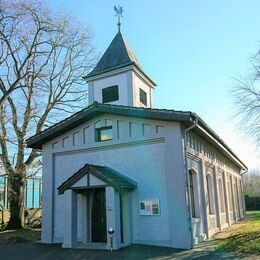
[184,116,198,249]
[241,168,248,217]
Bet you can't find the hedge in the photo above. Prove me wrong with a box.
[245,195,260,210]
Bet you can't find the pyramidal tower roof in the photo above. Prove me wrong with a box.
[86,32,141,77]
[85,32,156,85]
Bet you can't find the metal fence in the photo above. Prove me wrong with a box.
[0,176,42,209]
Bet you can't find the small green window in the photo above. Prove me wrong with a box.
[96,126,113,142]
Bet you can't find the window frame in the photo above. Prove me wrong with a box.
[96,126,113,142]
[102,85,119,103]
[189,170,196,218]
[218,178,225,213]
[206,174,214,214]
[227,179,233,211]
[139,88,147,106]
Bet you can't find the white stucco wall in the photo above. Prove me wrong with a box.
[40,111,245,249]
[41,114,190,248]
[52,142,171,244]
[88,70,154,108]
[185,129,245,240]
[132,71,153,108]
[91,72,129,105]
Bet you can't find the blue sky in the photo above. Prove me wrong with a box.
[46,0,260,170]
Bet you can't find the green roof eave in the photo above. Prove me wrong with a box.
[57,163,137,194]
[26,102,247,171]
[26,102,192,149]
[83,61,157,87]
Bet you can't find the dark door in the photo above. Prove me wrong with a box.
[91,188,107,242]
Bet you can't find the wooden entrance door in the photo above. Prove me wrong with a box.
[91,188,107,242]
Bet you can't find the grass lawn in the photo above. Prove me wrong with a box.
[216,211,260,255]
[0,228,40,245]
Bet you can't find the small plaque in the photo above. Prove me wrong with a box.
[139,199,160,216]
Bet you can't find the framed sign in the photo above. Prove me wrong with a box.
[139,199,160,216]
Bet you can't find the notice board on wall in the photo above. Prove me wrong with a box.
[139,199,160,216]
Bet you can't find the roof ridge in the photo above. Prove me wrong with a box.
[120,33,141,68]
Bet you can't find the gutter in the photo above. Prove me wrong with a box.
[241,168,248,175]
[241,168,248,216]
[184,117,198,249]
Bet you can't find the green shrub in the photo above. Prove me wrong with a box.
[245,195,260,210]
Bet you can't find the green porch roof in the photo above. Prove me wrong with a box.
[57,163,137,194]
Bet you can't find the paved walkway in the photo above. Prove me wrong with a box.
[0,240,250,260]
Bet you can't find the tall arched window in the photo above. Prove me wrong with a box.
[218,178,225,212]
[188,170,200,218]
[206,174,214,214]
[227,180,233,212]
[233,182,238,211]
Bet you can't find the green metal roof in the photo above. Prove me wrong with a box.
[26,101,192,149]
[26,102,247,171]
[57,163,137,194]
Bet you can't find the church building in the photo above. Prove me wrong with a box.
[27,18,247,250]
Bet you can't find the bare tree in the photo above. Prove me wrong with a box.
[232,48,260,146]
[243,168,260,197]
[0,0,96,229]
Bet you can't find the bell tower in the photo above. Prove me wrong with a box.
[83,6,156,108]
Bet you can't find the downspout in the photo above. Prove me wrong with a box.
[184,116,198,249]
[241,168,248,217]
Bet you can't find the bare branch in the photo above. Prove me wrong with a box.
[232,47,260,147]
[0,0,96,228]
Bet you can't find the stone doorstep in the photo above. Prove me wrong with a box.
[74,242,123,250]
[75,242,108,250]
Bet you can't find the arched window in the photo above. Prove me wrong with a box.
[218,178,225,212]
[188,170,200,218]
[227,180,233,211]
[233,182,238,211]
[189,171,195,217]
[206,174,214,214]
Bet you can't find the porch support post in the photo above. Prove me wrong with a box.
[105,187,121,250]
[81,193,88,243]
[62,189,78,248]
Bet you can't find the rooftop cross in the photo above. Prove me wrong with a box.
[114,5,123,33]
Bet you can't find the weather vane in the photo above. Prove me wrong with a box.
[114,5,123,33]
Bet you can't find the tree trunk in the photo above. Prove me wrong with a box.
[6,172,25,229]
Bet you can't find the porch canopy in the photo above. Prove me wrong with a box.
[58,163,137,195]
